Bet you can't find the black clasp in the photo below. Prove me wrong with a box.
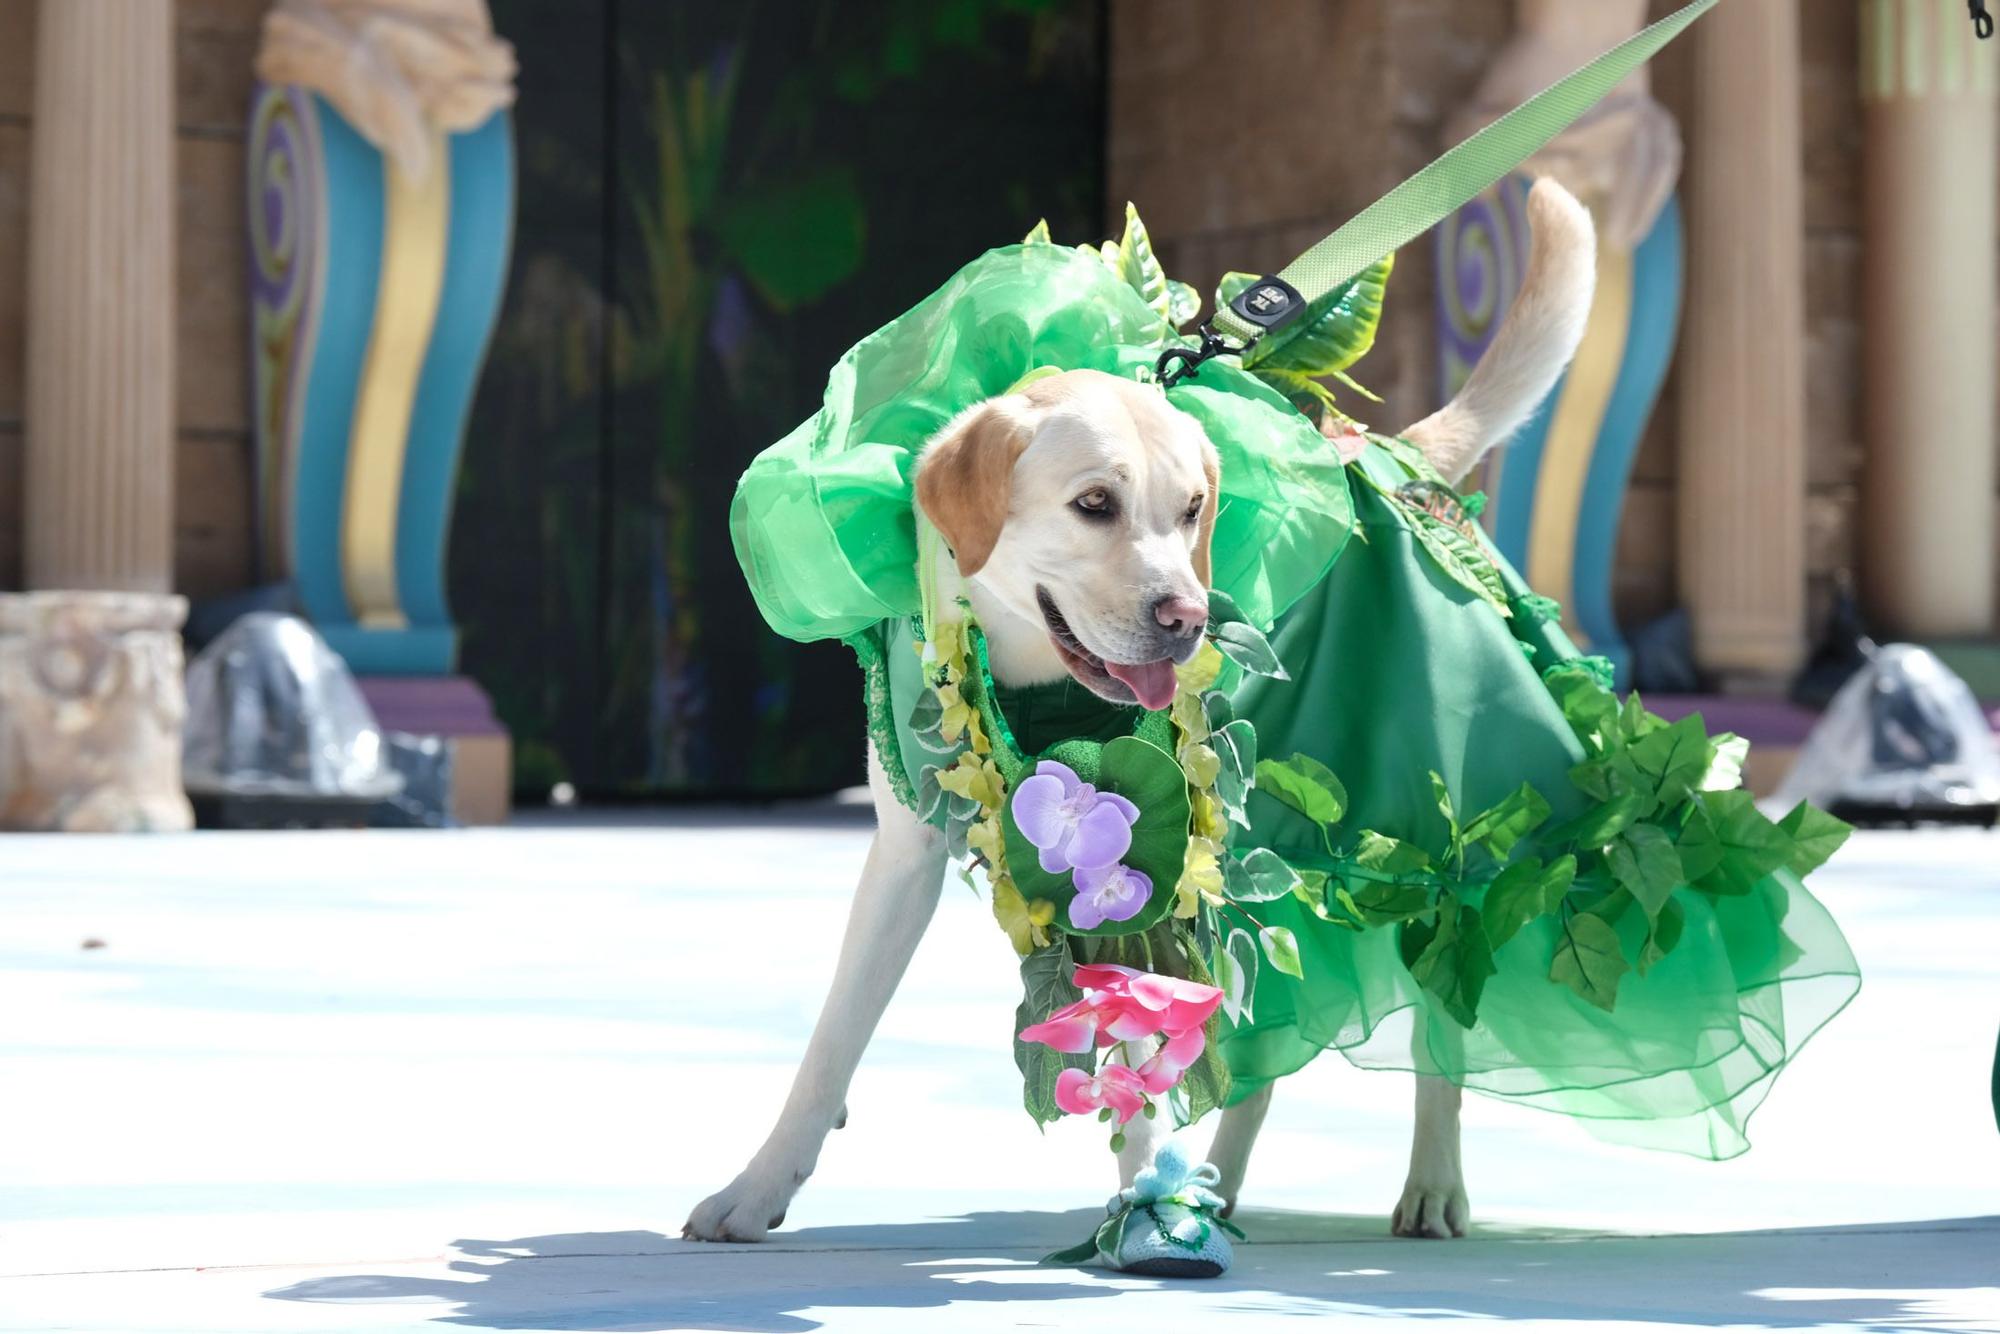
[1973,1,1993,40]
[1155,321,1257,389]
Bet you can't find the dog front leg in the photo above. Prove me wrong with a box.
[684,745,946,1241]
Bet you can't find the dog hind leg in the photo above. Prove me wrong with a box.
[1206,1081,1273,1216]
[1391,1074,1469,1238]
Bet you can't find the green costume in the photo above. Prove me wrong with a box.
[732,223,1858,1160]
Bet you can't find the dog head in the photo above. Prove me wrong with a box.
[914,369,1218,710]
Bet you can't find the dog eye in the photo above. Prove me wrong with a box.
[1073,489,1115,519]
[1184,495,1205,525]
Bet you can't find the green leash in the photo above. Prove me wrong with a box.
[1163,0,1723,384]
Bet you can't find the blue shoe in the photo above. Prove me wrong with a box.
[1045,1141,1242,1278]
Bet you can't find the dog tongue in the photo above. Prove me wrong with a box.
[1105,659,1179,711]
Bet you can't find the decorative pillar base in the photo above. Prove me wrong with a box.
[355,675,512,825]
[0,593,195,832]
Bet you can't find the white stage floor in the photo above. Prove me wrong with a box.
[1,817,1994,1332]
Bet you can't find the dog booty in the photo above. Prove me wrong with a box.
[1045,1143,1241,1279]
[1109,1199,1234,1278]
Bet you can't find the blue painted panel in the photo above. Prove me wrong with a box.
[1574,194,1684,687]
[395,110,517,668]
[292,95,384,630]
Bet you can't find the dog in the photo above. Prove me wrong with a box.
[685,178,1595,1245]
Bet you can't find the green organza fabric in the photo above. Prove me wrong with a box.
[730,243,1353,643]
[1220,441,1860,1158]
[733,238,1859,1161]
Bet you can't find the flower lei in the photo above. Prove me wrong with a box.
[908,588,1310,1148]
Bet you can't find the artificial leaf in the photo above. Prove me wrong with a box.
[1167,278,1201,329]
[1549,910,1630,1013]
[1545,667,1621,752]
[914,765,944,824]
[1462,783,1553,861]
[1703,733,1750,792]
[1212,938,1244,1024]
[1214,720,1259,787]
[1691,790,1793,896]
[1344,879,1435,925]
[1399,914,1437,971]
[1779,802,1853,877]
[1407,900,1496,1028]
[906,688,944,736]
[1482,854,1577,951]
[1429,771,1460,839]
[1568,755,1636,803]
[1115,202,1173,323]
[1170,1017,1234,1126]
[1224,927,1259,1024]
[1202,690,1236,730]
[1210,724,1253,828]
[1674,802,1725,883]
[1621,715,1714,810]
[1206,587,1249,626]
[1408,508,1512,615]
[1259,924,1303,979]
[1236,254,1394,378]
[1256,753,1348,828]
[1212,621,1288,679]
[1606,823,1684,920]
[1013,941,1091,1124]
[1354,831,1432,876]
[1224,847,1302,903]
[1637,897,1685,976]
[1332,368,1384,403]
[1618,690,1663,743]
[1547,790,1647,851]
[1022,218,1053,245]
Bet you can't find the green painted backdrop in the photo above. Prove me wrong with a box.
[452,0,1107,796]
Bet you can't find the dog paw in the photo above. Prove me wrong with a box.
[1390,1179,1469,1239]
[682,1167,805,1243]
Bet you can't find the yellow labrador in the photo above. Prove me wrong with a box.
[686,179,1595,1243]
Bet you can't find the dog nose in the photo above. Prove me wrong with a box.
[1152,595,1209,640]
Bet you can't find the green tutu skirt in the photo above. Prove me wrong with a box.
[1220,439,1860,1159]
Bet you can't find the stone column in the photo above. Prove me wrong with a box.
[1675,0,1807,685]
[23,0,176,593]
[4,0,190,831]
[1859,0,1997,638]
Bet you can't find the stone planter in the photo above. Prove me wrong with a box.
[0,592,194,832]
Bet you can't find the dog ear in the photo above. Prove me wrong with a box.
[915,398,1032,578]
[1192,442,1220,588]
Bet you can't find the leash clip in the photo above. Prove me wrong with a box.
[1156,321,1257,389]
[1973,1,1994,39]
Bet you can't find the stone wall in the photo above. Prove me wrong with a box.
[0,2,1973,642]
[1110,0,1901,648]
[0,0,265,597]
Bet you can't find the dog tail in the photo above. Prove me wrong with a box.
[1403,177,1597,484]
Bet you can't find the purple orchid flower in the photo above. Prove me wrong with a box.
[1011,760,1140,874]
[1068,862,1153,930]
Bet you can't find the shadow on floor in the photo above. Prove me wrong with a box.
[262,1212,2000,1332]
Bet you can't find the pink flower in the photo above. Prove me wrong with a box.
[1017,964,1224,1054]
[1073,964,1223,1038]
[1055,1064,1148,1123]
[1135,1026,1207,1094]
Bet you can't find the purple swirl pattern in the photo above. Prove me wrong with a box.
[248,82,323,580]
[1435,175,1531,400]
